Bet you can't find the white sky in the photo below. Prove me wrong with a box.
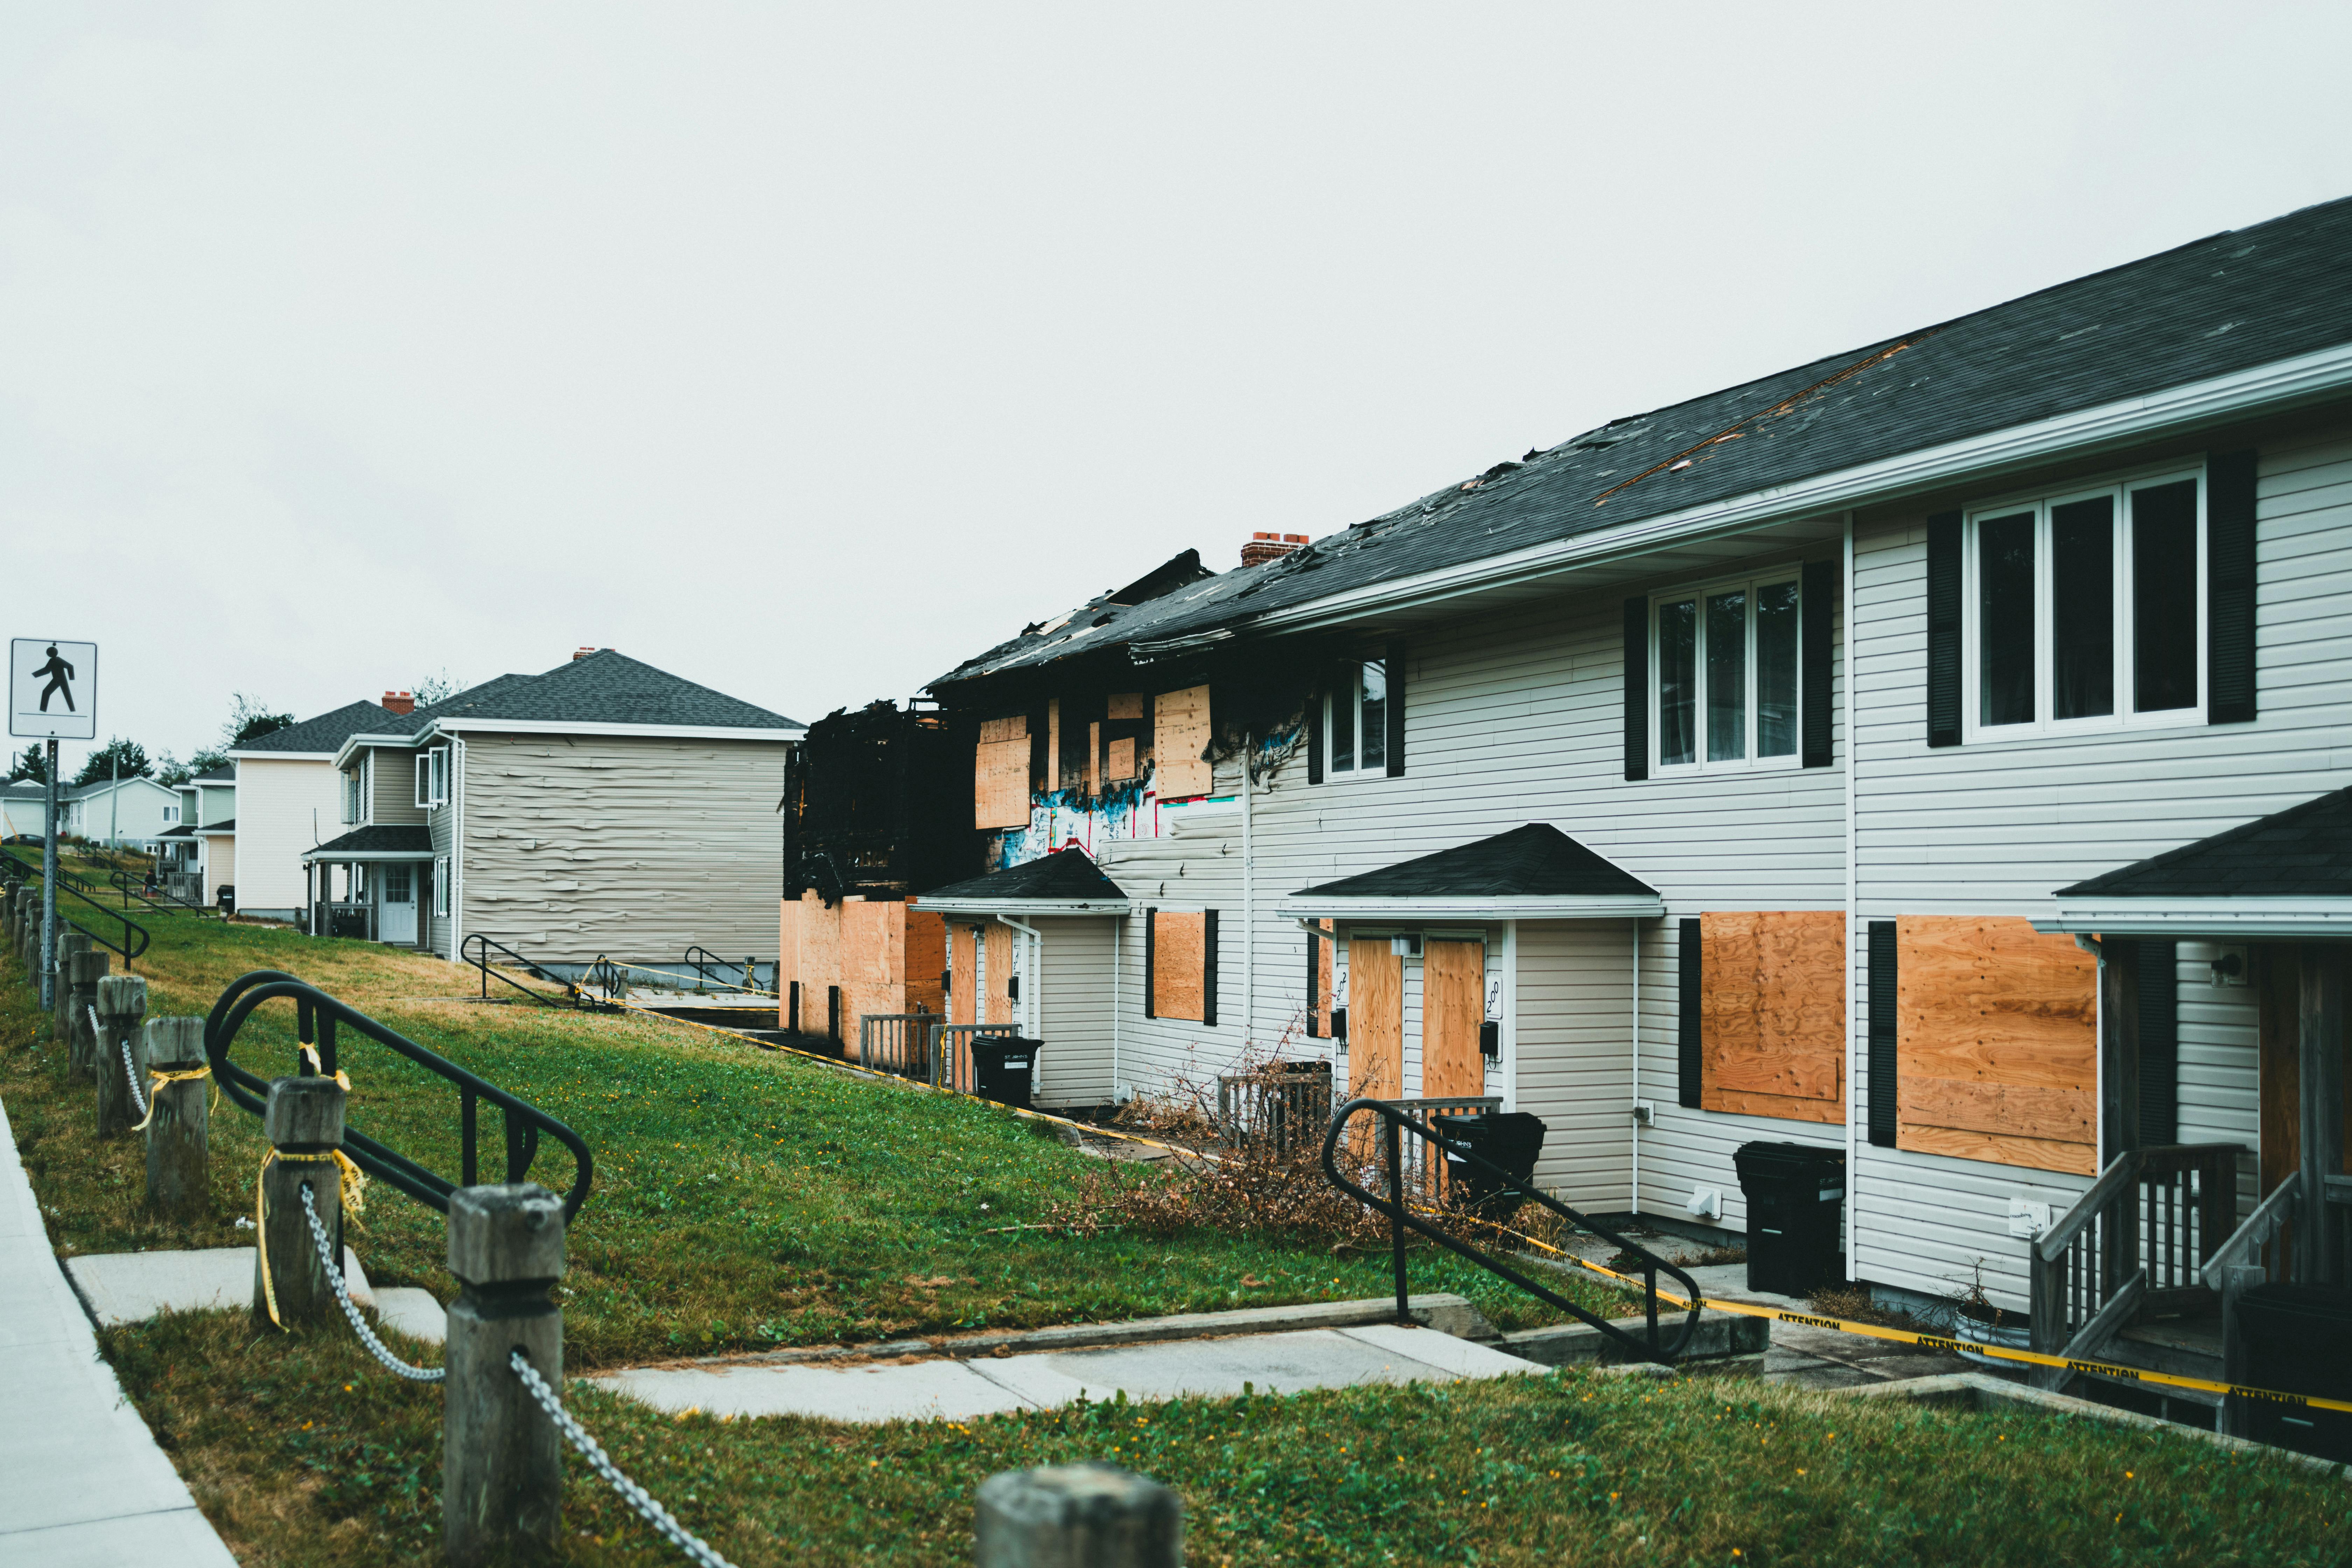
[6,2,2351,772]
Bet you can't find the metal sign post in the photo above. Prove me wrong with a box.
[11,638,98,1011]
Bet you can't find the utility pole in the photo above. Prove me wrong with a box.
[109,747,119,848]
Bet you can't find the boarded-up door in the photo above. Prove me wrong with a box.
[952,925,978,1026]
[1422,938,1485,1099]
[1348,938,1403,1100]
[984,924,1014,1027]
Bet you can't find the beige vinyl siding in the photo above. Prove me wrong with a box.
[1035,915,1118,1108]
[1514,920,1635,1211]
[455,732,789,963]
[369,746,426,826]
[203,836,237,907]
[229,757,345,919]
[427,788,457,958]
[1844,422,2352,1312]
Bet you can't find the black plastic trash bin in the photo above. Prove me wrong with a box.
[2233,1283,2352,1462]
[969,1036,1040,1109]
[217,884,236,915]
[1732,1141,1846,1296]
[1438,1112,1547,1216]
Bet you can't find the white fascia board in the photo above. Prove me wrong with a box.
[2035,898,2352,937]
[329,732,418,769]
[1280,895,1666,920]
[426,718,804,744]
[1139,340,2352,651]
[230,749,339,762]
[913,897,1132,916]
[301,848,435,863]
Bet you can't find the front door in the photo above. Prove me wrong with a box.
[1422,936,1486,1099]
[379,863,419,945]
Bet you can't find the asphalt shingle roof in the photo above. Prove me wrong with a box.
[939,194,2352,681]
[412,651,801,731]
[234,700,408,754]
[305,825,434,857]
[916,849,1127,905]
[929,551,1219,688]
[1289,823,1658,901]
[2056,786,2352,898]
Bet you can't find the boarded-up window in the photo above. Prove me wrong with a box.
[1149,909,1216,1023]
[1106,737,1137,782]
[1307,920,1334,1037]
[1700,911,1846,1124]
[1153,684,1212,798]
[1107,692,1144,721]
[975,715,1030,829]
[1896,916,2096,1174]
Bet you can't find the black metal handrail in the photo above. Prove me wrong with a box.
[4,848,151,961]
[461,934,566,1008]
[110,868,212,917]
[205,970,594,1223]
[684,945,762,992]
[1322,1097,1703,1364]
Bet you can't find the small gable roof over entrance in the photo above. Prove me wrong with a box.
[2039,785,2352,937]
[1281,823,1662,920]
[914,849,1130,914]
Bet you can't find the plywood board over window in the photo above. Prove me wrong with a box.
[1154,684,1212,799]
[1701,911,1846,1123]
[1149,909,1215,1023]
[975,715,1030,830]
[1896,916,2097,1174]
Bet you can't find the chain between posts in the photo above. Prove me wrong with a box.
[120,1039,146,1116]
[298,1182,446,1384]
[509,1351,741,1568]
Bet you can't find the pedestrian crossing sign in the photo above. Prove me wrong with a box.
[10,638,98,740]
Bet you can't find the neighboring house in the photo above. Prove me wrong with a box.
[792,193,2352,1421]
[2,780,57,842]
[306,649,802,960]
[158,765,239,905]
[64,776,182,848]
[228,696,411,922]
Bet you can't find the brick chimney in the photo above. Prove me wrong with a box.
[573,646,597,661]
[382,691,415,716]
[1241,532,1309,568]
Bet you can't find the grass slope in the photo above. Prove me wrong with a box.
[3,912,1620,1366]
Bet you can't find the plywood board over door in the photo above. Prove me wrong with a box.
[1896,916,2098,1175]
[1422,938,1485,1099]
[1701,911,1845,1124]
[1347,938,1403,1100]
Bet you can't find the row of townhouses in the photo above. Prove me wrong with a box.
[779,194,2352,1393]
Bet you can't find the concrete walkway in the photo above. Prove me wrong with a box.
[0,1092,237,1567]
[599,1321,1546,1423]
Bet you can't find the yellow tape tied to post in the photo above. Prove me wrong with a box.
[254,1148,368,1331]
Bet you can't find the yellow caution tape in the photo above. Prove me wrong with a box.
[1444,1204,2352,1416]
[128,1064,216,1134]
[254,1148,369,1331]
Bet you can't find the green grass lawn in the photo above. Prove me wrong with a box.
[102,1308,2352,1568]
[1,910,1625,1368]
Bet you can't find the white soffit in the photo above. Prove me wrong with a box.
[2035,897,2352,938]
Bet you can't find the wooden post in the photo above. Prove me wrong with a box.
[252,1076,345,1327]
[975,1464,1184,1568]
[65,947,109,1082]
[443,1183,566,1566]
[94,975,149,1137]
[145,1017,210,1219]
[2299,944,2346,1286]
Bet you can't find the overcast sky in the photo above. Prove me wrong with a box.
[6,3,2350,773]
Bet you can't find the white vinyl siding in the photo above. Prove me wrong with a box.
[1033,915,1118,1108]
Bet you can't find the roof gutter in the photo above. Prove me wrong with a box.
[2033,896,2352,938]
[912,897,1132,916]
[1277,894,1666,921]
[1133,338,2352,654]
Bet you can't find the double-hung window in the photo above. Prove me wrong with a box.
[1323,658,1389,778]
[343,767,363,825]
[1651,570,1802,771]
[1965,468,2203,738]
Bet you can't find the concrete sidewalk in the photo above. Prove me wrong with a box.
[598,1320,1546,1423]
[0,1090,237,1567]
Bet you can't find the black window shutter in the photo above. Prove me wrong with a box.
[1306,676,1325,784]
[1926,512,1962,748]
[1867,920,1898,1148]
[1623,597,1649,780]
[827,984,841,1042]
[2208,449,2258,724]
[788,980,800,1035]
[2137,939,2179,1147]
[1801,558,1836,768]
[1143,908,1157,1019]
[1305,927,1321,1036]
[1203,909,1219,1027]
[1383,642,1405,777]
[1676,917,1702,1108]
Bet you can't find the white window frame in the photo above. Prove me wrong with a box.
[162,804,177,824]
[343,767,362,826]
[415,754,432,810]
[433,856,452,918]
[1321,656,1391,780]
[1960,461,2207,744]
[415,748,449,808]
[1648,564,1806,775]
